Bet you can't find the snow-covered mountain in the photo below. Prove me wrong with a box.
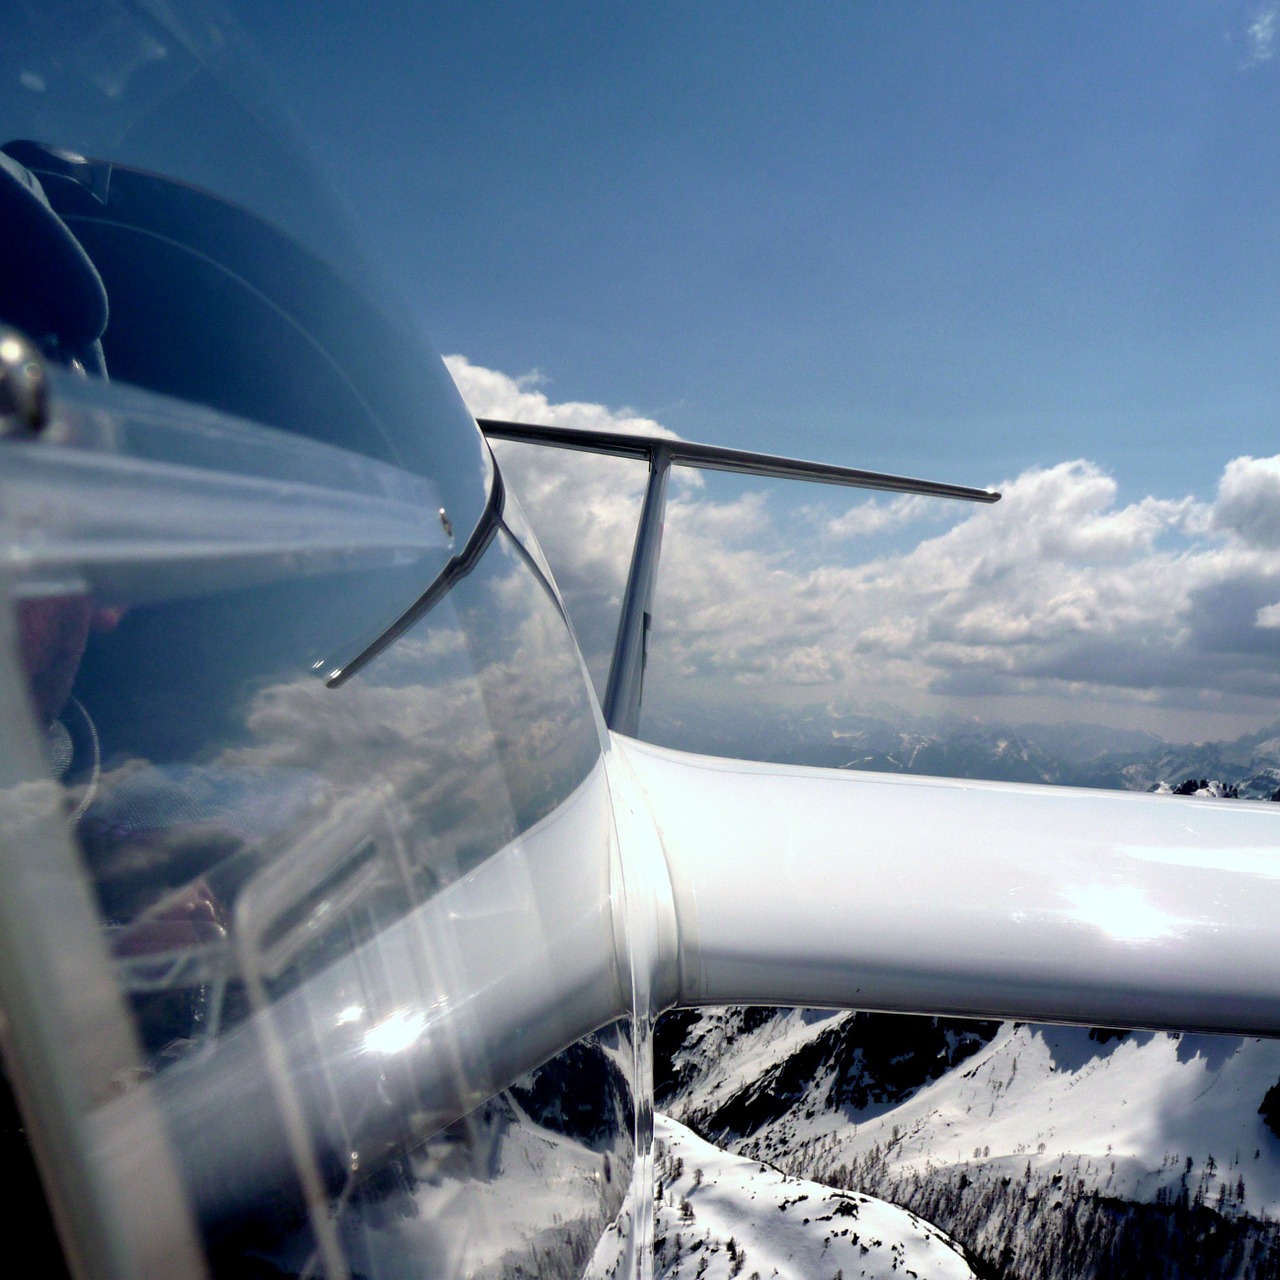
[644,706,1280,801]
[658,1009,1280,1279]
[833,721,1280,799]
[641,713,1280,1277]
[653,1114,981,1280]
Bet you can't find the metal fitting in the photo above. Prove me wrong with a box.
[0,328,49,437]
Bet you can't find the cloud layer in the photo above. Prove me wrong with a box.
[449,357,1280,741]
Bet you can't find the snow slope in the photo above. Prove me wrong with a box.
[660,1010,1280,1278]
[653,1114,979,1280]
[727,1023,1280,1216]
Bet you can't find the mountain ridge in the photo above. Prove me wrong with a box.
[657,1011,1280,1279]
[648,705,1280,799]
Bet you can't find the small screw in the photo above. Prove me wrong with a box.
[439,507,453,538]
[0,328,49,436]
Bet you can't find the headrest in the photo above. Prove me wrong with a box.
[0,149,108,355]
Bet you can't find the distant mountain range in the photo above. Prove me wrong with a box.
[836,723,1280,799]
[646,705,1280,800]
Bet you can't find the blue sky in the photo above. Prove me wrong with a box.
[230,3,1280,744]
[237,2,1280,499]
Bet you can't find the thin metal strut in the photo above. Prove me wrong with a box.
[601,444,671,736]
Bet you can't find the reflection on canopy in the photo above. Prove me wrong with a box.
[45,513,628,1278]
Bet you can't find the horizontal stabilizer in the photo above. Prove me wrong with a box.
[478,418,1000,503]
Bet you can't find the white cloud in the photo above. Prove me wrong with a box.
[1211,454,1280,547]
[444,355,676,440]
[826,494,936,539]
[445,355,711,696]
[1246,7,1277,64]
[447,359,1280,739]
